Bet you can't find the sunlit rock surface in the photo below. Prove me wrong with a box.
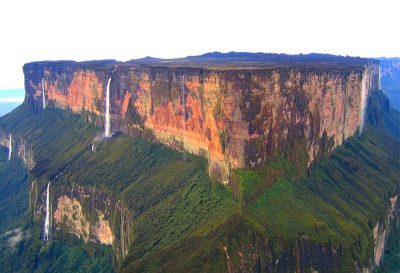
[23,55,379,182]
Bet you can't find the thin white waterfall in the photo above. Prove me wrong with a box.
[42,78,46,110]
[44,182,51,241]
[105,78,111,137]
[359,71,368,136]
[8,134,12,161]
[378,66,381,90]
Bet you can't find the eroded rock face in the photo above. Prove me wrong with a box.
[372,195,398,266]
[93,211,114,245]
[53,195,113,245]
[23,61,380,182]
[32,183,133,258]
[0,132,35,169]
[53,195,91,242]
[219,233,340,273]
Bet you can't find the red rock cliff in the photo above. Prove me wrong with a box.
[23,56,380,183]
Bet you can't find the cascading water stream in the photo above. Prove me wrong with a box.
[8,134,12,161]
[379,66,381,90]
[42,78,46,110]
[359,71,368,136]
[105,78,111,137]
[44,182,51,241]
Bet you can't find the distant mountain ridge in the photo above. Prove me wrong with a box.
[379,57,400,111]
[27,52,378,68]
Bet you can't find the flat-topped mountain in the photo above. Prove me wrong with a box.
[24,53,379,182]
[1,53,399,273]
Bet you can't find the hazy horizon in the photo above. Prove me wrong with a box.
[0,89,24,117]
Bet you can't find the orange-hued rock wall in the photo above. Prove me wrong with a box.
[23,61,380,182]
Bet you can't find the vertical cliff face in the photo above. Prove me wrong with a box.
[219,194,400,273]
[372,195,398,267]
[23,59,380,182]
[29,181,132,263]
[0,132,35,169]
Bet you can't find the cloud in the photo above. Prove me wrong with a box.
[2,228,29,250]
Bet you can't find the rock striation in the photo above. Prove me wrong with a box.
[23,54,380,182]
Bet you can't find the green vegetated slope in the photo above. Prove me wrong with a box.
[0,90,399,273]
[0,227,115,273]
[0,146,28,232]
[368,91,400,273]
[375,219,400,273]
[0,104,235,273]
[368,89,400,140]
[0,106,115,273]
[120,91,400,273]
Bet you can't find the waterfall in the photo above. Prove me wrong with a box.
[359,71,368,136]
[121,211,125,258]
[378,66,381,90]
[7,134,12,161]
[105,78,111,137]
[44,182,51,241]
[42,78,46,110]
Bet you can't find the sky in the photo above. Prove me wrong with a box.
[0,0,399,89]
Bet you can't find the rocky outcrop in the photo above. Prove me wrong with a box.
[372,195,398,266]
[0,132,35,169]
[30,182,133,262]
[216,194,400,273]
[222,239,340,273]
[23,58,380,182]
[354,195,399,273]
[53,195,113,245]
